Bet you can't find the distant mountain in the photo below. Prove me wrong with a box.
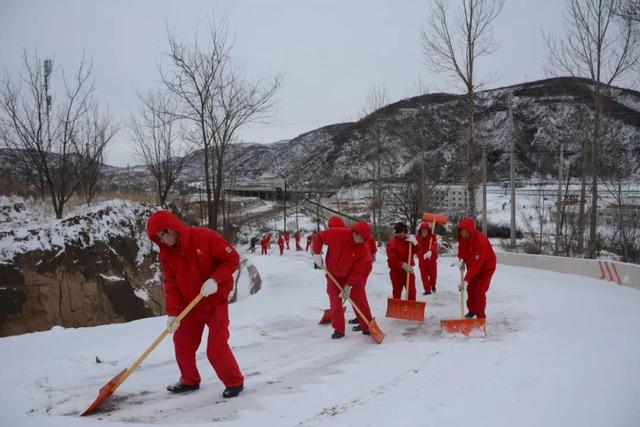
[3,77,639,193]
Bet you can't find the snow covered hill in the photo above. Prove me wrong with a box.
[2,247,639,427]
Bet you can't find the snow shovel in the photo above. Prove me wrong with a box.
[386,243,426,321]
[440,267,486,337]
[324,268,385,344]
[318,305,346,324]
[81,293,204,416]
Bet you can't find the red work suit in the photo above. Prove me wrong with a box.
[386,235,417,301]
[147,210,244,388]
[457,218,496,319]
[260,236,269,255]
[305,235,313,252]
[416,222,438,293]
[294,231,302,251]
[278,236,285,255]
[284,231,290,249]
[313,228,373,334]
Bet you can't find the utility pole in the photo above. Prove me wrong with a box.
[482,143,487,234]
[555,143,563,255]
[283,179,287,231]
[509,95,516,248]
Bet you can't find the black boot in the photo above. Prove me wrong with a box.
[362,330,371,336]
[422,291,431,295]
[167,382,200,393]
[464,312,476,319]
[222,383,244,398]
[348,318,359,324]
[352,324,362,332]
[432,285,436,293]
[331,331,345,339]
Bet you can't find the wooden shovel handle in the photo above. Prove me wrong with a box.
[405,243,413,299]
[113,293,204,389]
[324,268,372,323]
[460,267,465,319]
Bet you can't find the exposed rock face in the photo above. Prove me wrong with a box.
[0,198,262,337]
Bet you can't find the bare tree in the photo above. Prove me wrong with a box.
[130,90,191,206]
[422,0,505,218]
[75,105,118,204]
[160,18,281,230]
[0,50,95,218]
[388,173,439,233]
[359,84,389,243]
[546,0,640,258]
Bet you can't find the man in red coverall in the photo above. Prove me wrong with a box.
[294,230,303,251]
[147,210,244,398]
[457,217,496,319]
[277,233,285,256]
[416,222,438,295]
[284,230,290,250]
[349,232,377,330]
[305,234,313,252]
[312,221,374,339]
[260,235,269,255]
[386,222,417,301]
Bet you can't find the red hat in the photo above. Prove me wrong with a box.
[351,221,371,240]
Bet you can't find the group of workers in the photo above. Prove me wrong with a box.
[145,209,496,400]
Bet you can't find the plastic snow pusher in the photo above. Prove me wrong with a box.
[81,293,204,416]
[386,213,447,321]
[440,267,486,336]
[324,267,385,344]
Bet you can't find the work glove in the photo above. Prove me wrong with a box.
[200,278,218,296]
[406,234,417,245]
[458,280,468,292]
[312,253,324,269]
[458,258,465,270]
[166,316,180,333]
[401,262,414,274]
[340,285,352,303]
[424,250,432,260]
[372,254,376,262]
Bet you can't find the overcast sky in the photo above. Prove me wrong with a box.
[1,0,569,166]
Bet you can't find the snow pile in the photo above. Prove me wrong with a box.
[0,196,159,265]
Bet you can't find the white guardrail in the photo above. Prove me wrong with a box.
[496,252,640,290]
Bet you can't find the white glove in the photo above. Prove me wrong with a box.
[401,262,414,274]
[458,258,465,270]
[200,278,218,296]
[458,280,468,292]
[340,285,352,302]
[424,250,432,260]
[406,234,417,245]
[312,253,324,269]
[166,316,180,333]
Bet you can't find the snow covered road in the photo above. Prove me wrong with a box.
[2,249,640,427]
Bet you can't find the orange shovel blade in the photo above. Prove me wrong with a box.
[385,297,426,321]
[367,318,385,344]
[318,306,345,324]
[81,368,127,416]
[421,213,448,225]
[440,318,486,337]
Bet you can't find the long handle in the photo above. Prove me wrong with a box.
[459,267,465,319]
[405,243,413,300]
[113,293,204,389]
[426,216,437,256]
[324,268,372,323]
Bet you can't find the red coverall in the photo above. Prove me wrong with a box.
[147,211,244,388]
[278,236,285,255]
[416,222,438,293]
[294,231,302,251]
[305,235,313,251]
[312,227,373,334]
[386,236,417,301]
[260,236,269,255]
[284,231,290,249]
[457,218,496,319]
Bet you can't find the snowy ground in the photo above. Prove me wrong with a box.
[2,248,640,426]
